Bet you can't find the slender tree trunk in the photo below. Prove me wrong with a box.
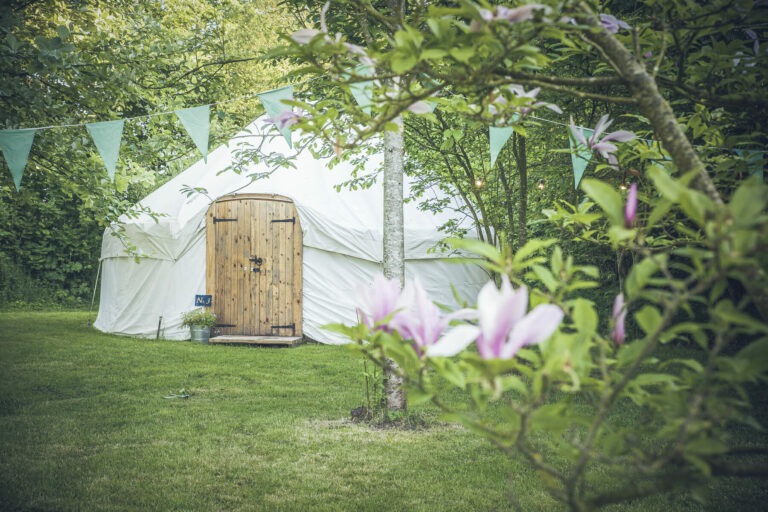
[513,134,528,248]
[382,114,407,413]
[498,162,515,251]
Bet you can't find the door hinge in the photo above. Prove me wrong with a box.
[271,217,295,224]
[213,217,238,223]
[271,323,296,336]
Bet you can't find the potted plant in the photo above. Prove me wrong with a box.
[181,308,217,343]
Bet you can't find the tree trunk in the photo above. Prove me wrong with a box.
[382,114,407,413]
[581,6,768,320]
[513,134,528,248]
[498,162,515,252]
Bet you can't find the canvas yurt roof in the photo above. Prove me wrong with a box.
[95,117,488,343]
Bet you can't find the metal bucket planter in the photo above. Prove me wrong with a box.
[190,326,210,344]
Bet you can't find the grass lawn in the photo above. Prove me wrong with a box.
[0,311,765,511]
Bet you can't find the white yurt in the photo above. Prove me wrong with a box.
[94,118,489,344]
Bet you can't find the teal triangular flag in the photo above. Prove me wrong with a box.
[86,120,124,181]
[0,128,36,191]
[489,126,514,167]
[349,64,375,116]
[176,105,210,161]
[258,85,294,148]
[735,149,764,182]
[569,127,594,189]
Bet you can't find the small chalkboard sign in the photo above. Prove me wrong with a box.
[195,294,212,307]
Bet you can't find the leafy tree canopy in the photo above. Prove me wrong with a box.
[0,0,296,305]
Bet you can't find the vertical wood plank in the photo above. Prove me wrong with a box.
[232,200,240,334]
[281,202,291,332]
[205,205,215,318]
[293,210,303,336]
[241,199,252,335]
[254,200,264,335]
[259,199,269,334]
[272,202,280,333]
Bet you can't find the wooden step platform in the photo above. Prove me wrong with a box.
[209,335,303,346]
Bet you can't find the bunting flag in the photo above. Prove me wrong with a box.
[489,126,514,167]
[4,83,768,195]
[258,85,294,148]
[349,64,375,115]
[735,149,765,182]
[0,128,36,191]
[569,127,594,189]
[175,105,210,162]
[86,120,124,181]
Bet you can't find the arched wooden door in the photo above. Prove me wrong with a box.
[205,194,302,338]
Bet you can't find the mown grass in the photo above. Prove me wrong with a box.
[0,311,764,511]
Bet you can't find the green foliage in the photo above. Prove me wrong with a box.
[345,171,768,510]
[0,253,89,308]
[0,0,295,305]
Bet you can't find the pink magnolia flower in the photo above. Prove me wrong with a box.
[612,293,627,344]
[472,4,551,30]
[478,8,495,23]
[291,28,323,45]
[488,84,562,118]
[425,276,564,359]
[267,110,305,130]
[290,2,375,67]
[496,4,550,23]
[625,182,638,227]
[745,28,760,55]
[599,14,630,34]
[389,279,476,355]
[356,274,410,331]
[570,114,636,167]
[474,276,564,359]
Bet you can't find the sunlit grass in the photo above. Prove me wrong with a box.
[0,311,764,511]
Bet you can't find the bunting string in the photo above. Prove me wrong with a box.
[0,79,763,191]
[0,83,303,188]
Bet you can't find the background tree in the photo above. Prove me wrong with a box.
[0,0,295,306]
[285,0,768,508]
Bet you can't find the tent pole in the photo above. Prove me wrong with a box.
[88,259,103,326]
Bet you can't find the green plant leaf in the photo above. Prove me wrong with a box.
[729,177,768,227]
[581,179,624,226]
[448,237,501,262]
[635,305,662,336]
[625,256,662,299]
[512,239,557,267]
[647,165,684,202]
[572,298,597,334]
[531,264,557,293]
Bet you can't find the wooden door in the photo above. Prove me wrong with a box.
[205,195,303,337]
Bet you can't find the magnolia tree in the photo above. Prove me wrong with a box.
[281,0,768,509]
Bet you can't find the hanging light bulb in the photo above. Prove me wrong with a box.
[475,179,484,188]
